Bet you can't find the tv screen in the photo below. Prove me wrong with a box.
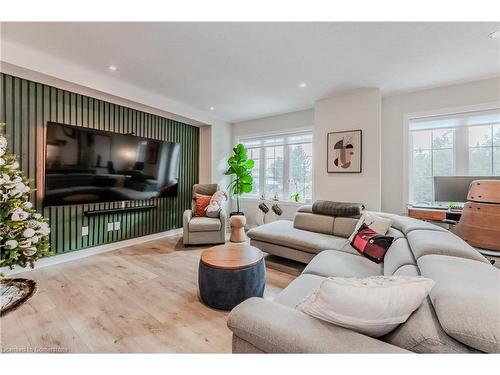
[44,122,180,207]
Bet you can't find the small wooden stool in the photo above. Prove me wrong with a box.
[230,215,247,243]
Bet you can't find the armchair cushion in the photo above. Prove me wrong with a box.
[189,216,222,232]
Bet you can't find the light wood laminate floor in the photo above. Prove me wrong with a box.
[0,235,296,353]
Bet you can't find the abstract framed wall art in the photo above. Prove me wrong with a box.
[327,129,362,173]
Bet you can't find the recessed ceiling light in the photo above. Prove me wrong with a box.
[299,82,307,88]
[209,106,215,111]
[108,65,118,72]
[488,30,500,39]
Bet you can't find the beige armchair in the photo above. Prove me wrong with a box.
[183,184,227,245]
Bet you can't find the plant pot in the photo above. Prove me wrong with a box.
[230,211,245,217]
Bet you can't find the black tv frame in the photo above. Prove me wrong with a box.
[43,121,180,209]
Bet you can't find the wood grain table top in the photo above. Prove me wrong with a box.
[200,243,264,270]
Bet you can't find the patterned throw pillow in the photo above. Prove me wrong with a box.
[351,224,394,263]
[348,212,393,242]
[194,194,212,217]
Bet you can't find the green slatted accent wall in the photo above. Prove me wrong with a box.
[0,73,199,254]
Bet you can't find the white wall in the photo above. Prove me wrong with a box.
[314,88,382,210]
[199,123,231,189]
[211,122,232,187]
[232,109,314,139]
[381,77,500,214]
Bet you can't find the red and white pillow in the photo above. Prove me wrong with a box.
[348,212,393,242]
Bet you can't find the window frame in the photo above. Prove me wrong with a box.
[404,103,500,212]
[237,128,313,203]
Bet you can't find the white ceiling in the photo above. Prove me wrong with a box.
[1,22,499,123]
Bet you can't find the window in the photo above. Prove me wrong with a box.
[408,109,500,204]
[468,124,500,175]
[239,131,313,201]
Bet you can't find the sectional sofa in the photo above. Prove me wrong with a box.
[227,205,500,353]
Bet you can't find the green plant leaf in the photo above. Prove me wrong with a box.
[234,165,247,175]
[228,155,238,165]
[224,143,255,197]
[224,166,236,175]
[239,174,253,184]
[240,183,253,193]
[236,144,248,158]
[243,159,254,169]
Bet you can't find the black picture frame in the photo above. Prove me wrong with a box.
[327,129,362,173]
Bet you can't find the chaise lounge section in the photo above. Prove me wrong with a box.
[227,205,500,353]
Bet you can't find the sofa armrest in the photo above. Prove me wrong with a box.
[183,209,193,244]
[227,298,410,353]
[218,209,227,242]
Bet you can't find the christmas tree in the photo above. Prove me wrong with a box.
[0,123,51,273]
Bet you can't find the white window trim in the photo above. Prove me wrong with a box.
[403,101,500,213]
[236,127,314,203]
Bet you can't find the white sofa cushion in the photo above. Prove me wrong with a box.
[247,220,351,255]
[296,275,435,337]
[303,250,382,278]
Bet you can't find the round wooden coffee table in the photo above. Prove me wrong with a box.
[198,243,265,310]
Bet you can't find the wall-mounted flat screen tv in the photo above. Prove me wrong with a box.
[44,122,180,207]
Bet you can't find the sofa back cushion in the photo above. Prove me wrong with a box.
[381,265,478,353]
[293,213,363,239]
[418,255,500,353]
[406,230,488,263]
[332,217,359,238]
[383,238,416,276]
[294,212,334,235]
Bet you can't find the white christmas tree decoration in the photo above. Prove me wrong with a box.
[0,123,51,273]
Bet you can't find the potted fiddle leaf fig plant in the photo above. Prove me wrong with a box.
[225,143,254,216]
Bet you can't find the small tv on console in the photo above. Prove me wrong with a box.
[44,122,180,207]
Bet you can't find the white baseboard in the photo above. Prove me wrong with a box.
[0,228,183,276]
